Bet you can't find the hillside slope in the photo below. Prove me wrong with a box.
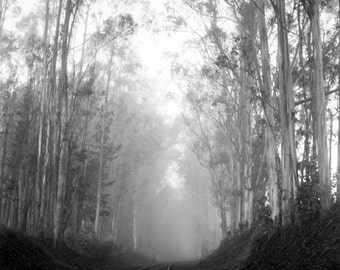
[177,208,340,270]
[0,226,128,270]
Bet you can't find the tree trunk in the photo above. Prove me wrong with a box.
[49,0,62,238]
[337,0,340,203]
[113,194,121,242]
[0,116,9,222]
[236,145,242,228]
[257,0,279,223]
[0,92,12,222]
[239,54,253,228]
[38,0,50,231]
[94,51,114,234]
[310,0,330,210]
[242,93,253,227]
[219,202,227,238]
[329,112,333,179]
[54,0,72,243]
[275,0,298,226]
[298,3,312,179]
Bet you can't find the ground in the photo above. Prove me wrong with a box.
[1,207,340,269]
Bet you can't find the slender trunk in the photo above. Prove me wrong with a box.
[79,4,90,76]
[113,194,121,242]
[236,142,242,228]
[141,207,148,253]
[132,201,137,252]
[38,0,50,231]
[220,204,227,238]
[76,5,91,235]
[276,0,298,226]
[310,0,330,210]
[110,184,116,238]
[298,2,311,179]
[94,52,114,234]
[242,92,253,227]
[257,0,279,223]
[239,51,253,227]
[329,113,333,179]
[50,0,62,238]
[110,160,117,238]
[0,104,10,222]
[132,163,142,252]
[21,160,30,233]
[337,0,340,203]
[54,0,72,242]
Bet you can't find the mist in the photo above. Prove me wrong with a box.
[0,0,340,269]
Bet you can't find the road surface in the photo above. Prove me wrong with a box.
[135,264,173,270]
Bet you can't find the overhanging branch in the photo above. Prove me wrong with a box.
[295,89,338,106]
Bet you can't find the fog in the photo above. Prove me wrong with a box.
[1,0,339,267]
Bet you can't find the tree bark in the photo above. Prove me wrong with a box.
[337,0,340,203]
[275,0,298,226]
[94,51,114,234]
[50,0,62,238]
[54,0,72,242]
[257,0,280,223]
[0,93,12,222]
[38,0,50,231]
[329,112,333,180]
[310,0,330,210]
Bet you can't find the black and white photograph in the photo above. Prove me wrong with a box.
[0,0,339,269]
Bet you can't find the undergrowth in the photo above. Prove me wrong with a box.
[0,226,129,270]
[241,206,340,270]
[187,204,340,270]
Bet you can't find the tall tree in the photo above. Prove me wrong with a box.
[302,0,331,210]
[311,0,330,210]
[54,0,74,242]
[94,51,114,234]
[37,0,50,230]
[257,0,279,222]
[336,0,340,203]
[272,0,298,225]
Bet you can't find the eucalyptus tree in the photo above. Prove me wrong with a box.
[36,0,50,231]
[338,0,340,203]
[54,0,81,242]
[0,7,45,232]
[255,0,279,222]
[182,0,266,232]
[0,0,19,224]
[183,77,236,238]
[86,14,135,236]
[306,0,330,210]
[269,0,298,225]
[180,138,222,254]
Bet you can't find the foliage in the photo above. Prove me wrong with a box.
[241,208,340,270]
[253,195,272,234]
[296,180,321,227]
[0,226,129,269]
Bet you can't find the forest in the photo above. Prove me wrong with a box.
[0,0,340,269]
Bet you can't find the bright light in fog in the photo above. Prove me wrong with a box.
[165,162,184,188]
